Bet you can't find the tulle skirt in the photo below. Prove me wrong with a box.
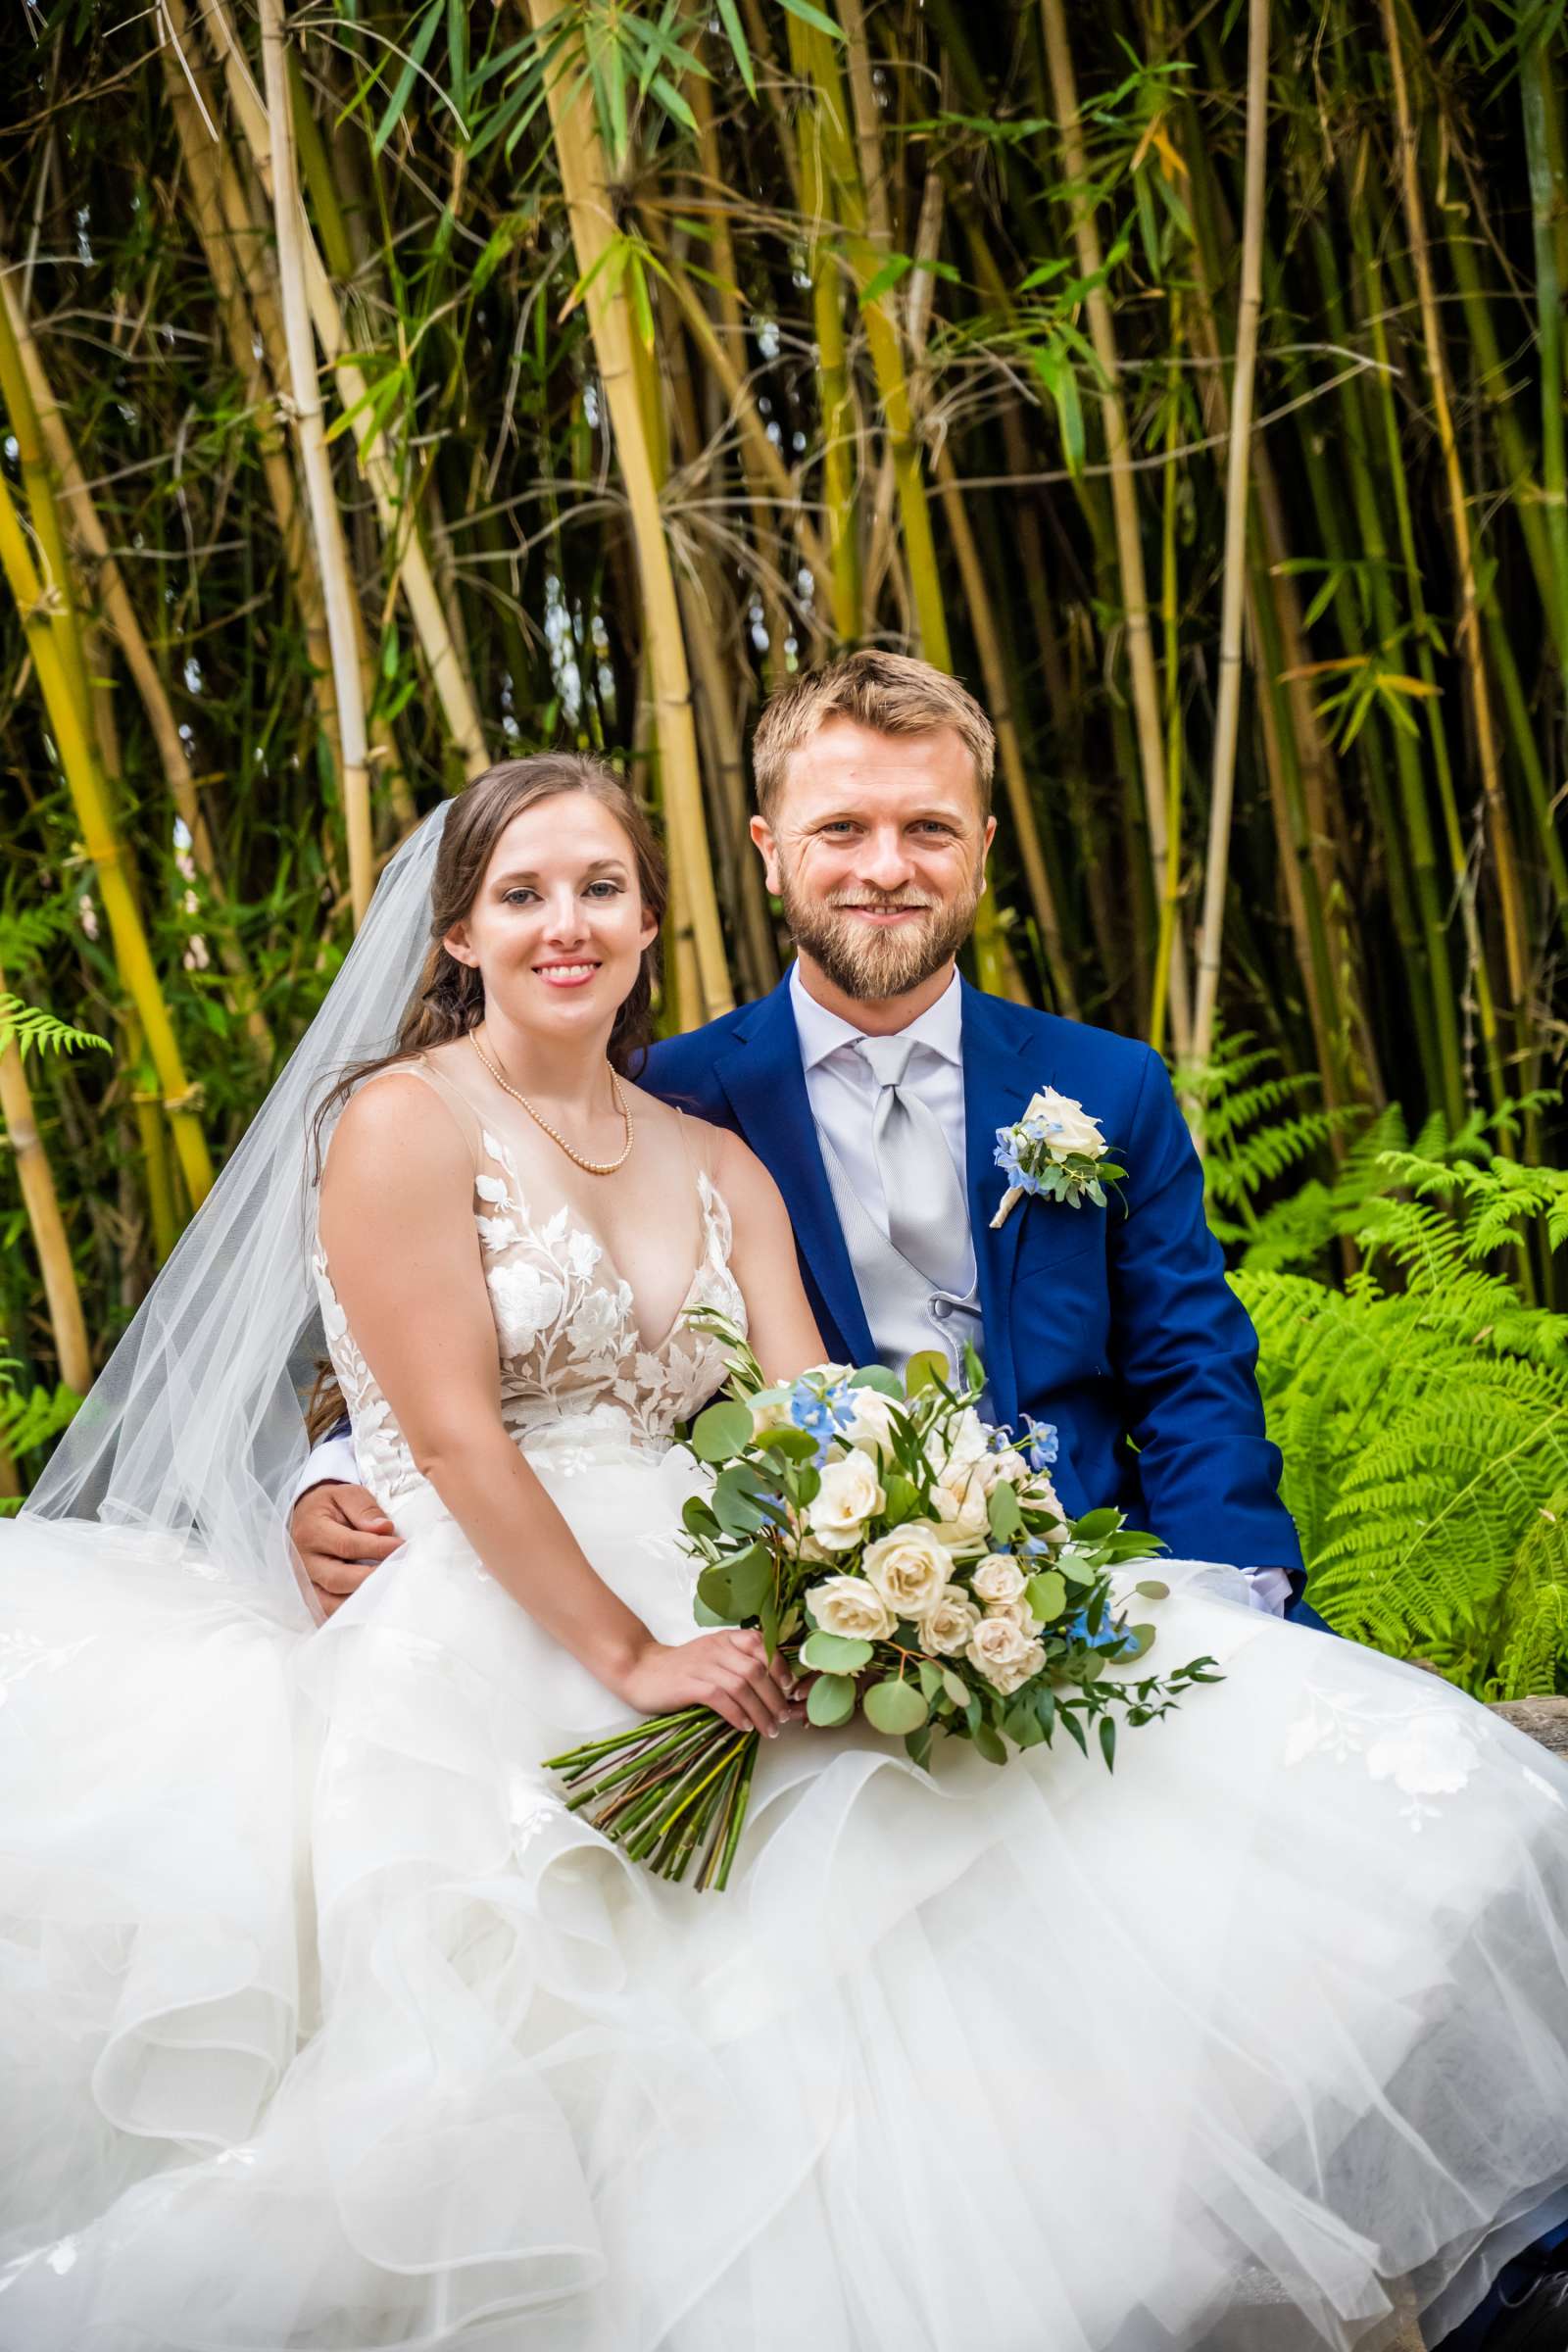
[4,1431,1568,2351]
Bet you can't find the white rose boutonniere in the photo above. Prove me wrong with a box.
[991,1087,1126,1229]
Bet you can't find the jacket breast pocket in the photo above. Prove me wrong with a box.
[1012,1198,1107,1280]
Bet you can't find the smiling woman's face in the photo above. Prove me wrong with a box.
[750,716,996,1002]
[441,791,659,1048]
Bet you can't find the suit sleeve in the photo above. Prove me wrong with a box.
[1104,1048,1304,1583]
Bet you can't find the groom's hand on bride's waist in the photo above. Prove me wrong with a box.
[290,1481,402,1618]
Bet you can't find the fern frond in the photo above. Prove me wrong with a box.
[0,995,111,1063]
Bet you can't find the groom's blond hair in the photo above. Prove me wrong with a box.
[751,650,996,820]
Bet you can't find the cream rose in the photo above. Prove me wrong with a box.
[806,1448,886,1553]
[931,1467,992,1546]
[971,1553,1027,1606]
[808,1574,896,1642]
[919,1583,981,1656]
[988,1596,1043,1636]
[965,1615,1046,1695]
[842,1387,900,1456]
[860,1523,953,1619]
[1024,1087,1106,1160]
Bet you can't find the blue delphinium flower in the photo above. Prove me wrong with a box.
[992,1130,1045,1195]
[1062,1606,1134,1653]
[788,1378,856,1466]
[1020,1414,1058,1472]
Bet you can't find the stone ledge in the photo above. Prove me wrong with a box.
[1490,1695,1568,1756]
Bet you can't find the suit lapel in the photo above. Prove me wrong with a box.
[713,977,876,1367]
[961,984,1039,1434]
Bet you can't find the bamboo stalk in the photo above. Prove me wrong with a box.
[0,968,92,1394]
[194,0,491,786]
[525,0,731,1022]
[258,0,372,927]
[788,24,863,641]
[797,11,1009,995]
[1193,0,1271,1091]
[1379,0,1530,1012]
[1039,0,1190,1054]
[1521,22,1568,710]
[0,241,273,1063]
[0,469,214,1204]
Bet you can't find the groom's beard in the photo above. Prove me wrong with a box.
[776,865,983,1002]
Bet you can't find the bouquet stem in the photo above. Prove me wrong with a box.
[544,1707,760,1888]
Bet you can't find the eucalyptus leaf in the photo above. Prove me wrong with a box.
[1025,1569,1067,1624]
[863,1677,928,1735]
[987,1482,1022,1544]
[799,1630,874,1673]
[691,1398,755,1463]
[806,1673,857,1728]
[905,1349,948,1396]
[1134,1579,1170,1599]
[755,1426,820,1461]
[697,1561,740,1622]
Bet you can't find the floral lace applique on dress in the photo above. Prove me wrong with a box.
[1283,1681,1486,1832]
[312,1109,745,1513]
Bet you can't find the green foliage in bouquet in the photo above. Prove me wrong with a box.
[1198,1038,1568,1698]
[545,1318,1218,1890]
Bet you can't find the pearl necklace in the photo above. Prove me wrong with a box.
[467,1031,635,1176]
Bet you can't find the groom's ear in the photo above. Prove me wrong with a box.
[749,813,782,896]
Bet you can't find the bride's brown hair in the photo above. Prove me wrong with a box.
[303,755,666,1445]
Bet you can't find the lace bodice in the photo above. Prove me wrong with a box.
[313,1055,747,1511]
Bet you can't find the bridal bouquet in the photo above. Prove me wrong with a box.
[544,1316,1218,1890]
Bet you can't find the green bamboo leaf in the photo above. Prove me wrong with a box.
[777,0,845,38]
[372,0,444,155]
[713,0,757,97]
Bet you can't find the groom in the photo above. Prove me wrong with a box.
[291,651,1312,1626]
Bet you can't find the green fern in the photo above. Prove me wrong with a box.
[1196,1036,1568,1692]
[0,993,110,1063]
[0,1376,81,1516]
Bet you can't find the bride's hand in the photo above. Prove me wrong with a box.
[617,1628,806,1739]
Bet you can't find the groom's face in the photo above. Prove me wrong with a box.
[750,717,996,1004]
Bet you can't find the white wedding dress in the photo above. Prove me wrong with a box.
[4,1053,1568,2352]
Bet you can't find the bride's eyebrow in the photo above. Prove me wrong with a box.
[492,858,630,886]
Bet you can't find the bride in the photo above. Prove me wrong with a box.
[4,754,1568,2352]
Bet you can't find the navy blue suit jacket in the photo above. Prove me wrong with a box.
[643,971,1309,1603]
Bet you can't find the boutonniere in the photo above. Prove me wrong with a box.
[991,1087,1126,1228]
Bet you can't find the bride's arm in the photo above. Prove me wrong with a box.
[319,1078,796,1736]
[710,1128,829,1381]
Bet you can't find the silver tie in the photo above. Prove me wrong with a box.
[856,1033,974,1296]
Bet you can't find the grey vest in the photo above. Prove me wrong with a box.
[817,1127,985,1393]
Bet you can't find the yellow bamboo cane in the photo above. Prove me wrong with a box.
[0,249,274,1063]
[795,14,1010,995]
[0,970,92,1395]
[1379,0,1530,1012]
[525,0,732,1021]
[193,0,491,786]
[0,472,214,1204]
[1039,0,1191,1054]
[1192,0,1270,1094]
[258,0,373,927]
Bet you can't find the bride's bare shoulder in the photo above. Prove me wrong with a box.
[321,1058,471,1193]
